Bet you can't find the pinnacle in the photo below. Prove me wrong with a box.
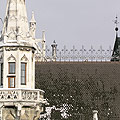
[30,11,36,23]
[2,0,29,41]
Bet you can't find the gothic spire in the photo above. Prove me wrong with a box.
[111,16,120,61]
[2,0,29,41]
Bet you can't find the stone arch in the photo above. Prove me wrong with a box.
[7,54,16,61]
[21,54,28,61]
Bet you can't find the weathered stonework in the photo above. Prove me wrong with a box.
[2,0,46,62]
[0,0,46,119]
[2,106,43,120]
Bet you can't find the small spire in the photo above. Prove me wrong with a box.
[53,40,56,44]
[42,31,45,42]
[30,11,36,22]
[51,40,57,47]
[114,15,119,32]
[51,40,57,61]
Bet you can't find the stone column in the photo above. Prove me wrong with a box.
[15,103,22,120]
[93,110,98,120]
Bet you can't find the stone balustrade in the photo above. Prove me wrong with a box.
[0,88,45,103]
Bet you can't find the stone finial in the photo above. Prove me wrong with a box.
[42,31,46,42]
[29,11,36,39]
[30,11,36,23]
[51,40,57,61]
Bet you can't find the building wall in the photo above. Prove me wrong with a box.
[0,46,35,89]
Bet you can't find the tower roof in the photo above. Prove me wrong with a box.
[111,16,120,61]
[111,35,120,61]
[2,0,29,41]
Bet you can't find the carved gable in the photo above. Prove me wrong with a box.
[21,54,28,61]
[8,54,16,61]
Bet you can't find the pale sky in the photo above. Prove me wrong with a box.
[0,0,120,50]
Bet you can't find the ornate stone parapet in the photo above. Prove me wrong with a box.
[0,88,45,104]
[0,89,46,119]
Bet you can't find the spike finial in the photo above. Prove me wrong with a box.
[114,15,119,32]
[30,11,36,22]
[42,30,46,42]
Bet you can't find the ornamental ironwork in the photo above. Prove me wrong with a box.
[36,45,113,62]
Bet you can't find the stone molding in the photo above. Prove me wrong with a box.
[0,89,45,103]
[7,54,16,61]
[5,47,18,51]
[21,54,28,61]
[5,47,32,52]
[19,47,31,51]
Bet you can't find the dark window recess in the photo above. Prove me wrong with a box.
[21,63,26,85]
[9,62,15,74]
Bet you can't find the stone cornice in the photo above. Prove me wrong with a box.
[0,46,36,52]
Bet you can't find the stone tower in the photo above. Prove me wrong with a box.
[0,0,46,119]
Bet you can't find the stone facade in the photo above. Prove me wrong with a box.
[0,0,46,119]
[0,88,45,119]
[0,46,35,89]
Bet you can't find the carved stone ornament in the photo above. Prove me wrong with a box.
[8,31,16,40]
[19,47,31,51]
[26,48,31,51]
[21,54,28,61]
[10,15,16,21]
[5,47,18,51]
[8,54,16,61]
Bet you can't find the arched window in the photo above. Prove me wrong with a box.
[21,54,28,85]
[7,54,16,88]
[21,63,27,85]
[8,54,16,74]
